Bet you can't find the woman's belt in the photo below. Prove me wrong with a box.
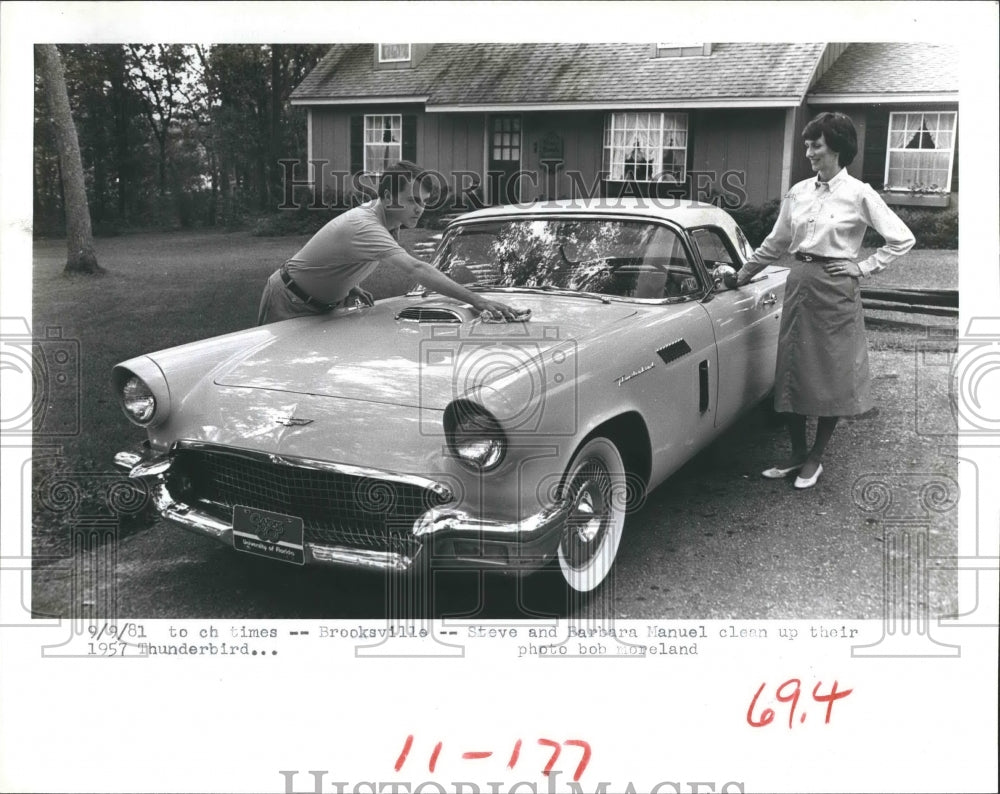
[795,251,843,264]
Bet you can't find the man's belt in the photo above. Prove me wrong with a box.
[794,251,842,264]
[280,267,337,311]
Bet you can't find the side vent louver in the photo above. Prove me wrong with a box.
[657,339,691,364]
[396,307,465,324]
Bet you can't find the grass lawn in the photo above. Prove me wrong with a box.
[858,246,957,290]
[29,229,957,557]
[853,247,958,347]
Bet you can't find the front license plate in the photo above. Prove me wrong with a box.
[232,505,305,566]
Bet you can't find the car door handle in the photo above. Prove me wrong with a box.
[761,293,777,307]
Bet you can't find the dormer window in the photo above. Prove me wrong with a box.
[378,44,411,63]
[655,43,712,57]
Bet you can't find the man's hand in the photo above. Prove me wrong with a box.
[472,297,526,322]
[383,251,526,320]
[735,268,755,288]
[346,286,375,307]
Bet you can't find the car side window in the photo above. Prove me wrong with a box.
[635,227,701,299]
[691,228,737,270]
[733,226,754,262]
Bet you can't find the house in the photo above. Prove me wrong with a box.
[289,43,959,211]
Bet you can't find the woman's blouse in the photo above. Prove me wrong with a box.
[742,168,915,278]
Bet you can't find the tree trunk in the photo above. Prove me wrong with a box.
[36,44,101,274]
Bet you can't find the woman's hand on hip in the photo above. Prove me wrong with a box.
[824,260,862,278]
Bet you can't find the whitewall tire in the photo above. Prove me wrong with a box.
[557,436,627,592]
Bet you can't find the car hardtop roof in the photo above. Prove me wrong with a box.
[450,198,737,230]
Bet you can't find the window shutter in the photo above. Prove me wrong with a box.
[402,115,417,163]
[350,115,364,174]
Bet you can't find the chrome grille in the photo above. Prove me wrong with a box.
[168,449,448,552]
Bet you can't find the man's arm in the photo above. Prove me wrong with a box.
[383,251,521,320]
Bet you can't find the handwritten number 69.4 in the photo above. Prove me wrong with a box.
[747,679,853,728]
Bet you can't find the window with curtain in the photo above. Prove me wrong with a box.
[603,112,689,183]
[884,111,957,192]
[364,115,402,175]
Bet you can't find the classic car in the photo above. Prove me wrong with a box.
[113,198,788,593]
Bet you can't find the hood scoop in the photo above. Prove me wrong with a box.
[395,306,465,324]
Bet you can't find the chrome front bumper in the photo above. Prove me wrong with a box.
[115,449,567,573]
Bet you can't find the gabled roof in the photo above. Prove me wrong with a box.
[291,43,828,109]
[809,43,958,103]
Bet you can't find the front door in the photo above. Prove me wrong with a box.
[488,115,522,205]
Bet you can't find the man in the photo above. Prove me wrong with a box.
[257,160,520,325]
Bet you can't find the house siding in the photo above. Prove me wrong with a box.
[310,104,426,197]
[311,107,349,174]
[313,105,908,206]
[690,109,787,206]
[420,113,485,177]
[520,111,605,200]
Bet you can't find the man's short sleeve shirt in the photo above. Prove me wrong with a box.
[284,201,406,302]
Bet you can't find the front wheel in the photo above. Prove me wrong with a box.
[557,437,627,592]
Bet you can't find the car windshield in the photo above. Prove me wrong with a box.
[433,217,703,300]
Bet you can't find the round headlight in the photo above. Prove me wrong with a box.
[446,402,507,471]
[122,376,156,424]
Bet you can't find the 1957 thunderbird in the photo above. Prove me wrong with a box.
[113,199,787,592]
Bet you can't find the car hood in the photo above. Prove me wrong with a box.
[213,293,637,410]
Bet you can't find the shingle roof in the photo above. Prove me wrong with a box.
[809,42,958,96]
[292,43,828,106]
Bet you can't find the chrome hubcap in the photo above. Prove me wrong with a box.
[563,459,611,570]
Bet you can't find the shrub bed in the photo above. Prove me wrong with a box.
[729,201,957,250]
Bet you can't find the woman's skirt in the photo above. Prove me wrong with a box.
[773,260,873,417]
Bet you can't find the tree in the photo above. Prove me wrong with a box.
[36,44,101,273]
[33,43,327,234]
[125,45,203,197]
[200,44,327,218]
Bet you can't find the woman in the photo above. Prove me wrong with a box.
[735,112,915,489]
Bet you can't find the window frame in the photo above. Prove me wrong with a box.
[378,44,411,64]
[690,227,738,269]
[655,43,711,58]
[433,215,706,303]
[363,114,403,176]
[603,111,690,184]
[883,110,958,194]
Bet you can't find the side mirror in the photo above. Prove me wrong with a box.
[711,265,738,290]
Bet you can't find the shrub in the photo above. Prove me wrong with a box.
[252,184,350,237]
[729,201,957,250]
[252,207,339,237]
[728,199,782,248]
[863,206,957,249]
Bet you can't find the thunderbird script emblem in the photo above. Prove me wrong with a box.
[275,416,313,427]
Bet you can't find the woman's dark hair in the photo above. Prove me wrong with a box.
[378,160,425,205]
[802,112,858,167]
